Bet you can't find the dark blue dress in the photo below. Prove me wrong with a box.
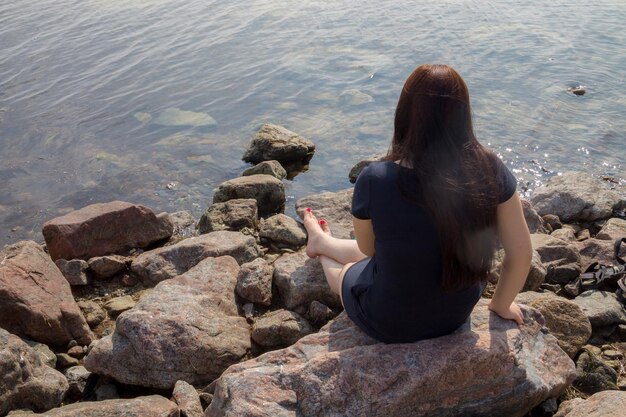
[341,160,517,343]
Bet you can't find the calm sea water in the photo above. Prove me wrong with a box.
[1,0,625,246]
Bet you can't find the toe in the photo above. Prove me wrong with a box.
[319,219,331,235]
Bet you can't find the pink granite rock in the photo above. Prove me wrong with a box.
[85,256,251,389]
[18,395,179,416]
[0,241,94,347]
[42,201,173,261]
[554,390,626,417]
[0,329,68,416]
[131,230,261,286]
[205,299,575,417]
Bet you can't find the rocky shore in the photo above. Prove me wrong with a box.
[1,123,625,417]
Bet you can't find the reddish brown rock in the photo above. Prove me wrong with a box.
[18,395,179,416]
[42,201,173,261]
[85,256,251,389]
[0,241,94,347]
[0,329,68,416]
[205,299,575,417]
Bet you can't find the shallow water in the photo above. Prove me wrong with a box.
[1,0,625,246]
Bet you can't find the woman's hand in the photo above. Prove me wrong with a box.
[488,301,524,325]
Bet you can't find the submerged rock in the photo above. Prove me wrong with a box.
[85,256,251,390]
[42,201,173,261]
[205,299,575,417]
[0,328,68,416]
[0,241,94,347]
[530,172,624,222]
[242,123,315,164]
[154,107,217,127]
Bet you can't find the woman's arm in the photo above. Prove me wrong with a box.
[353,217,375,257]
[488,191,533,325]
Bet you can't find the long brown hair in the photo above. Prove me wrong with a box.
[386,64,501,292]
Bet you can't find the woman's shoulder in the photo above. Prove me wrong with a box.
[359,160,396,179]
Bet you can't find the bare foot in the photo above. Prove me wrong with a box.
[303,209,328,258]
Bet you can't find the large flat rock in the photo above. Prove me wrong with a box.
[19,395,179,416]
[0,329,68,416]
[42,201,173,261]
[85,256,251,389]
[131,231,261,286]
[0,241,94,347]
[205,299,576,417]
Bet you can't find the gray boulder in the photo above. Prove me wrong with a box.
[259,214,306,248]
[64,365,94,400]
[273,249,342,310]
[242,160,287,180]
[205,300,575,417]
[0,329,68,416]
[573,290,626,329]
[530,172,624,222]
[213,175,285,216]
[198,199,258,234]
[85,256,251,389]
[242,123,315,164]
[131,231,260,286]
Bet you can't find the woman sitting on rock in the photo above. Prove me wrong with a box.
[304,64,533,343]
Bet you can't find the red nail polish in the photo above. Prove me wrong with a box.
[319,219,326,225]
[306,208,311,213]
